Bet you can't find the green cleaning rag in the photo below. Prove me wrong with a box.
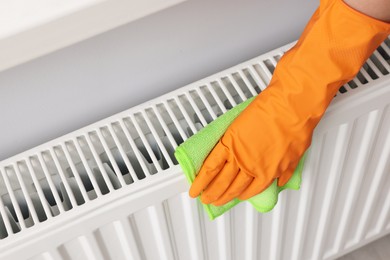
[174,96,307,220]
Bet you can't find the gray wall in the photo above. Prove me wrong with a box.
[0,0,317,160]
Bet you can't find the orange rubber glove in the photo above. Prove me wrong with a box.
[189,0,390,206]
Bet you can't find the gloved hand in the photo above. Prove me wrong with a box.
[189,0,390,206]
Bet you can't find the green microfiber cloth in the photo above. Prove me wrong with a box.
[174,96,307,220]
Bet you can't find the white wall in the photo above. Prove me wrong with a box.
[0,0,317,160]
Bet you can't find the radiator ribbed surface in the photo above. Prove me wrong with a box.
[1,38,390,260]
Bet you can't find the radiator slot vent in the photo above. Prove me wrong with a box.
[337,42,390,95]
[0,38,389,242]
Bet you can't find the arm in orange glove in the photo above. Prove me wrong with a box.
[189,0,390,206]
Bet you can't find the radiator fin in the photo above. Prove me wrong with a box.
[0,39,390,260]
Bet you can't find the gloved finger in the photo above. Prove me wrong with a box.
[277,167,296,187]
[189,141,228,198]
[238,177,274,201]
[200,157,239,204]
[212,171,253,206]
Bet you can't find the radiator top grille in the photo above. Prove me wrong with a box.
[1,38,390,240]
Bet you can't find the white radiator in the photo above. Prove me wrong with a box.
[1,38,390,260]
